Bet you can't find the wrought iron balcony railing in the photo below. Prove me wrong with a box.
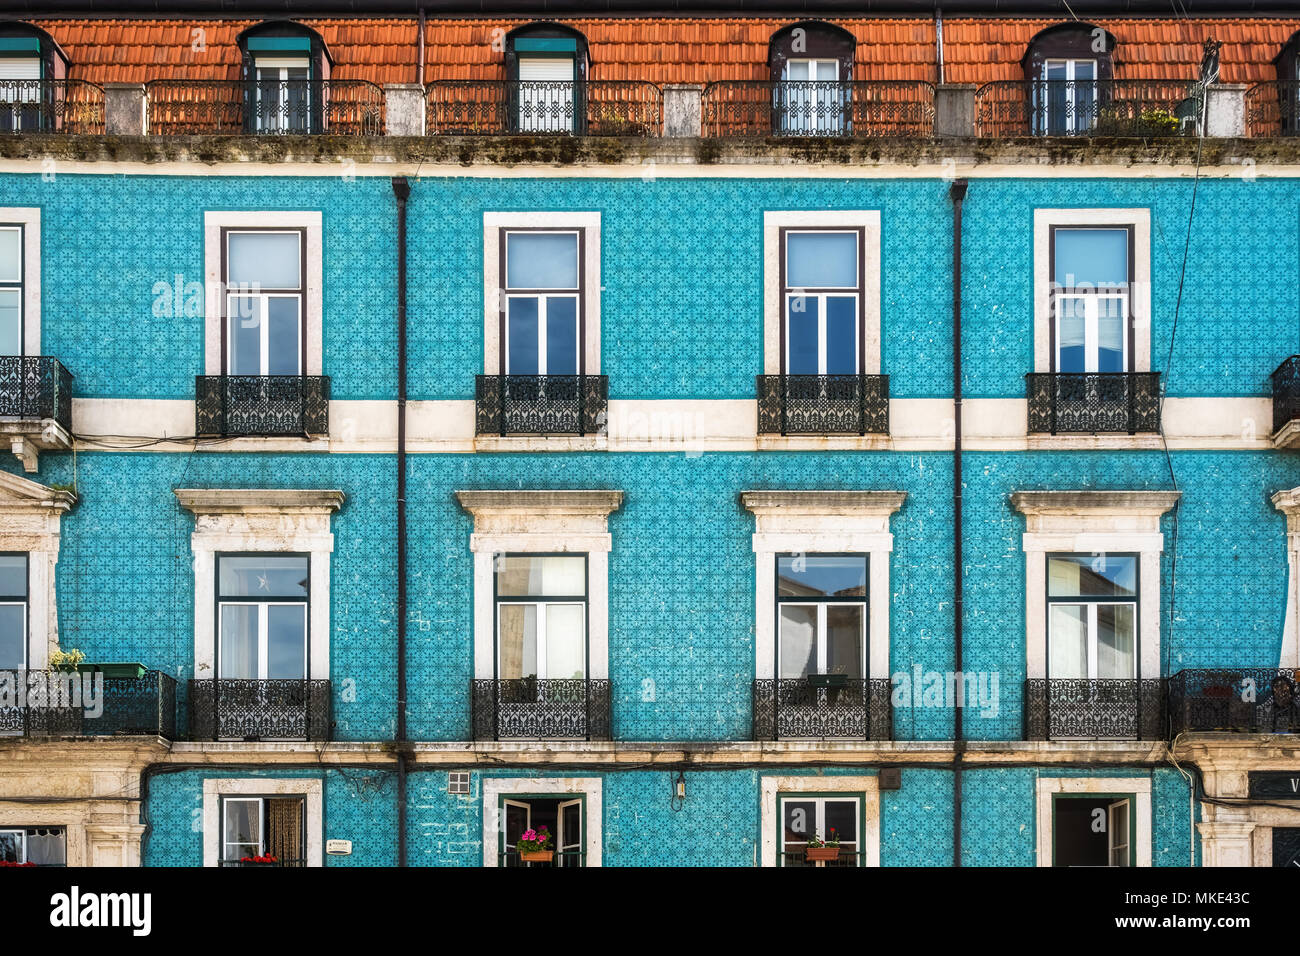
[0,669,176,738]
[1272,356,1300,436]
[779,850,867,867]
[0,356,73,433]
[475,375,607,437]
[195,375,330,438]
[756,374,889,436]
[752,677,893,741]
[1246,81,1300,138]
[0,79,105,134]
[471,678,612,741]
[1167,669,1300,735]
[1025,372,1161,435]
[702,80,934,137]
[145,79,384,135]
[425,80,662,136]
[1024,678,1166,740]
[500,849,586,867]
[975,79,1201,138]
[219,858,307,867]
[188,679,332,741]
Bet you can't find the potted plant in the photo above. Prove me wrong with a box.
[48,648,86,673]
[517,825,553,863]
[0,860,35,867]
[235,853,279,867]
[804,829,841,862]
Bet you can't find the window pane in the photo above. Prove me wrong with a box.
[545,296,578,375]
[787,295,819,375]
[1097,296,1125,373]
[267,605,306,679]
[25,828,64,866]
[782,799,817,846]
[1097,604,1136,679]
[0,555,25,598]
[826,605,864,678]
[0,289,19,356]
[783,60,810,81]
[266,297,301,375]
[229,297,263,376]
[787,233,857,289]
[496,555,586,597]
[223,800,260,854]
[778,555,866,598]
[779,605,817,678]
[219,556,309,598]
[1054,228,1128,287]
[0,228,19,283]
[506,233,578,290]
[1057,295,1086,373]
[228,232,301,289]
[823,800,858,845]
[0,831,21,864]
[0,604,25,669]
[1048,555,1137,598]
[1048,604,1087,680]
[498,604,537,679]
[506,297,539,375]
[825,297,857,374]
[545,604,585,679]
[219,605,258,679]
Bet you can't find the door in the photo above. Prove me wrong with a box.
[0,58,41,133]
[1107,799,1131,867]
[254,58,311,133]
[518,57,573,133]
[1037,59,1097,134]
[503,798,531,867]
[780,59,844,134]
[557,798,582,867]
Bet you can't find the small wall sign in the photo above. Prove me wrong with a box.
[326,839,353,855]
[1248,772,1300,799]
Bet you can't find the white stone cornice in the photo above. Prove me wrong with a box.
[174,488,345,515]
[1011,490,1182,518]
[456,489,623,518]
[740,490,907,517]
[0,470,76,513]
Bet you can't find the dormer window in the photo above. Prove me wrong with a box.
[504,23,590,134]
[1273,31,1300,135]
[1022,23,1115,135]
[0,23,69,133]
[237,21,332,134]
[768,21,855,135]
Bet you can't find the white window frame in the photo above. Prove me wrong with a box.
[217,592,309,680]
[223,229,305,377]
[495,596,588,680]
[1046,554,1139,681]
[742,491,903,683]
[203,778,323,868]
[1035,776,1152,867]
[252,57,311,134]
[501,229,582,376]
[204,211,322,377]
[483,777,601,867]
[760,775,879,867]
[776,557,868,679]
[1034,209,1150,375]
[0,209,40,355]
[1052,288,1129,373]
[0,472,73,672]
[777,793,863,860]
[175,489,342,682]
[1035,58,1099,134]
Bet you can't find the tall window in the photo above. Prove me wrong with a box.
[502,231,582,377]
[224,229,305,377]
[0,554,26,671]
[217,555,309,682]
[505,24,588,135]
[782,230,862,376]
[1034,59,1098,135]
[221,795,305,866]
[502,796,584,867]
[495,554,587,681]
[253,57,311,134]
[0,826,65,866]
[237,22,330,135]
[1047,554,1137,681]
[778,59,847,135]
[1051,795,1133,867]
[777,554,866,679]
[779,794,862,866]
[0,227,19,356]
[1051,226,1130,374]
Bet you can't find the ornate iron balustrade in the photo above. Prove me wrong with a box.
[195,375,330,437]
[500,849,586,867]
[471,678,612,740]
[0,79,105,134]
[0,356,73,432]
[0,670,176,738]
[425,80,662,136]
[1168,669,1300,735]
[756,374,889,436]
[1024,679,1165,740]
[779,850,867,867]
[1272,356,1300,435]
[1025,372,1161,434]
[975,79,1201,137]
[752,678,893,741]
[145,80,384,135]
[219,858,307,867]
[475,375,607,436]
[188,679,332,741]
[1246,81,1300,138]
[702,81,934,137]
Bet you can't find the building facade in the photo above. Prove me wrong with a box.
[0,0,1298,868]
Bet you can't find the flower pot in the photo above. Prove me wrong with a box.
[96,662,148,679]
[519,849,553,862]
[805,846,840,862]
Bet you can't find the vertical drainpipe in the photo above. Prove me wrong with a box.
[392,176,411,867]
[949,177,968,869]
[416,8,426,87]
[935,5,945,85]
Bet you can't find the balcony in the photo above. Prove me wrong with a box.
[188,679,332,741]
[0,79,105,134]
[779,850,868,867]
[756,374,889,436]
[475,375,607,437]
[1247,81,1300,137]
[195,375,330,438]
[1024,679,1166,740]
[470,678,612,741]
[1167,669,1300,735]
[144,79,383,135]
[0,669,176,738]
[0,356,74,471]
[752,677,893,741]
[1272,356,1300,446]
[218,858,306,868]
[975,79,1200,137]
[1025,372,1161,435]
[702,81,934,137]
[426,80,662,136]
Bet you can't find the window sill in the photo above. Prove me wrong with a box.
[474,434,609,453]
[756,434,890,451]
[1025,433,1163,451]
